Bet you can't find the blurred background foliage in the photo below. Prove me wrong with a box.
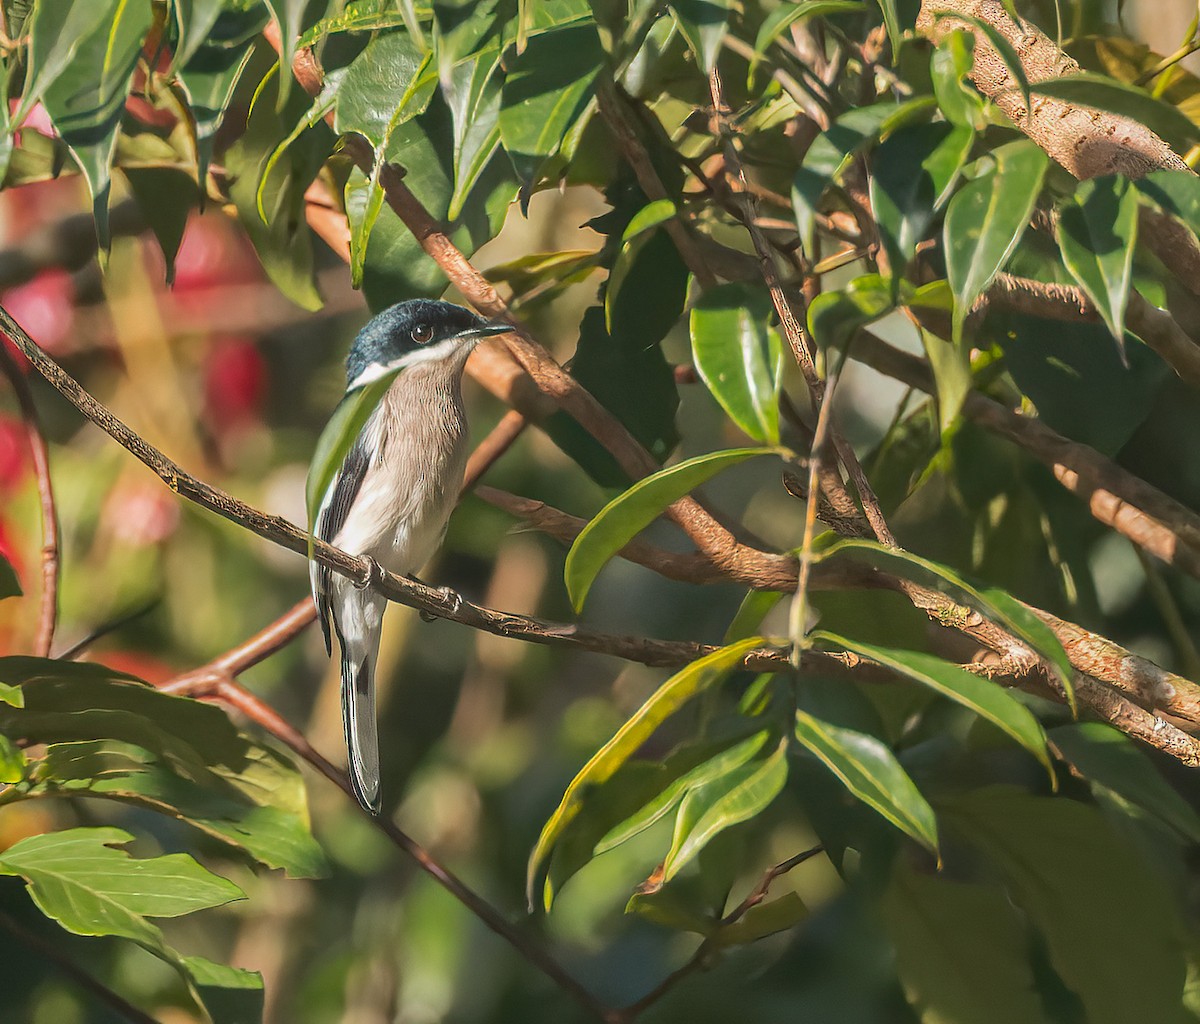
[2,0,1200,1023]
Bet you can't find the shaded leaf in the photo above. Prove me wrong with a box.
[663,738,789,880]
[0,731,25,784]
[0,554,18,601]
[124,167,196,285]
[443,44,503,219]
[1058,175,1139,350]
[1051,722,1200,844]
[944,140,1049,340]
[714,892,808,947]
[690,282,785,444]
[920,326,971,431]
[565,448,777,610]
[816,536,1075,708]
[793,708,939,851]
[807,273,894,351]
[527,637,765,909]
[930,29,984,129]
[755,0,865,53]
[932,14,1032,111]
[1134,170,1200,242]
[725,589,786,643]
[264,0,310,108]
[670,0,731,72]
[171,0,227,70]
[814,630,1051,774]
[882,860,1051,1024]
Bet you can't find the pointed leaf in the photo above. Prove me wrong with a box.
[930,29,985,129]
[816,536,1075,708]
[670,0,730,72]
[755,0,865,53]
[725,589,786,643]
[1058,175,1139,349]
[690,282,785,444]
[793,708,939,851]
[444,45,504,220]
[944,140,1049,340]
[264,0,310,107]
[0,682,22,708]
[0,732,25,784]
[814,631,1051,774]
[807,273,894,352]
[565,448,778,610]
[527,637,765,909]
[171,0,227,70]
[663,738,789,880]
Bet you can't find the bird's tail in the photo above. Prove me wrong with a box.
[341,646,382,814]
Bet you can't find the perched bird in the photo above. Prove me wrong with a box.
[310,300,508,813]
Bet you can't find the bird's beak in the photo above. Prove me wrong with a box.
[456,322,511,342]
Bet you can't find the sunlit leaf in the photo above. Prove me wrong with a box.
[670,0,731,71]
[1058,175,1139,351]
[565,448,779,610]
[807,273,894,351]
[793,708,939,851]
[930,29,984,129]
[755,0,865,53]
[932,13,1032,111]
[0,732,25,784]
[264,0,311,108]
[527,637,765,909]
[690,282,785,444]
[944,140,1049,340]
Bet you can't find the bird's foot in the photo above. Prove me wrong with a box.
[413,579,463,622]
[356,555,384,591]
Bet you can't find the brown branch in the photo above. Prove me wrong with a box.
[914,0,1200,295]
[0,343,58,656]
[0,910,162,1024]
[981,271,1200,392]
[166,673,613,1023]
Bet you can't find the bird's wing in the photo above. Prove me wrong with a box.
[310,436,371,654]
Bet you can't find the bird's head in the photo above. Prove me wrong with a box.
[345,299,509,391]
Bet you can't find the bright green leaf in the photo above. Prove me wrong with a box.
[0,732,25,784]
[1058,175,1139,351]
[565,448,779,610]
[944,140,1049,340]
[932,13,1032,112]
[690,282,785,444]
[725,589,786,643]
[663,738,789,880]
[713,892,809,947]
[793,708,939,851]
[930,30,984,129]
[920,327,971,431]
[807,273,894,351]
[0,682,22,708]
[264,0,310,108]
[755,1,865,53]
[527,637,765,909]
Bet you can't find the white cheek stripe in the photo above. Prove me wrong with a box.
[346,336,468,391]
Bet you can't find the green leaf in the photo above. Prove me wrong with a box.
[690,282,785,444]
[595,729,772,854]
[298,0,408,46]
[182,955,266,1024]
[1058,175,1139,350]
[946,787,1190,1024]
[13,0,111,126]
[871,121,974,278]
[793,708,939,851]
[944,140,1049,340]
[920,326,971,431]
[622,199,678,243]
[663,738,789,880]
[0,682,22,708]
[714,892,809,946]
[443,45,503,220]
[930,29,984,129]
[498,21,603,192]
[1031,73,1200,153]
[807,273,894,352]
[0,731,25,784]
[873,0,902,53]
[124,167,197,286]
[0,827,259,1023]
[814,631,1051,774]
[0,660,325,878]
[0,553,18,601]
[171,0,227,70]
[725,589,786,643]
[306,373,399,539]
[33,739,327,878]
[670,0,730,72]
[565,448,778,610]
[816,536,1075,708]
[882,860,1052,1024]
[264,0,310,108]
[755,0,865,53]
[332,31,436,146]
[37,0,155,249]
[932,14,1032,112]
[527,637,764,909]
[1050,722,1200,844]
[1134,170,1200,242]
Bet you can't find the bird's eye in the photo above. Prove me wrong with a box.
[410,324,433,345]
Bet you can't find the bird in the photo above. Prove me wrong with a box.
[309,299,509,813]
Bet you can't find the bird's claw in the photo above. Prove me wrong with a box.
[356,555,384,591]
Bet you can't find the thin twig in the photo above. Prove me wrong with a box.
[0,343,59,656]
[169,673,613,1023]
[0,910,162,1024]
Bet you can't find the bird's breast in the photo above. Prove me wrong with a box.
[332,365,470,574]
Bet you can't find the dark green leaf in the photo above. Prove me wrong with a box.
[298,0,408,46]
[946,787,1190,1024]
[882,860,1052,1024]
[332,31,437,147]
[124,167,197,285]
[920,326,971,431]
[944,140,1049,339]
[793,708,939,851]
[14,1,111,126]
[1051,722,1200,843]
[807,273,894,351]
[670,0,730,72]
[38,0,155,248]
[0,554,19,601]
[690,282,785,444]
[565,448,777,610]
[172,0,227,70]
[814,630,1051,773]
[755,0,865,53]
[816,536,1075,707]
[264,0,310,108]
[932,14,1032,111]
[498,22,603,191]
[1134,170,1200,242]
[725,589,786,643]
[1058,175,1139,349]
[714,892,808,946]
[663,738,789,880]
[930,29,984,129]
[443,45,503,219]
[527,637,765,909]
